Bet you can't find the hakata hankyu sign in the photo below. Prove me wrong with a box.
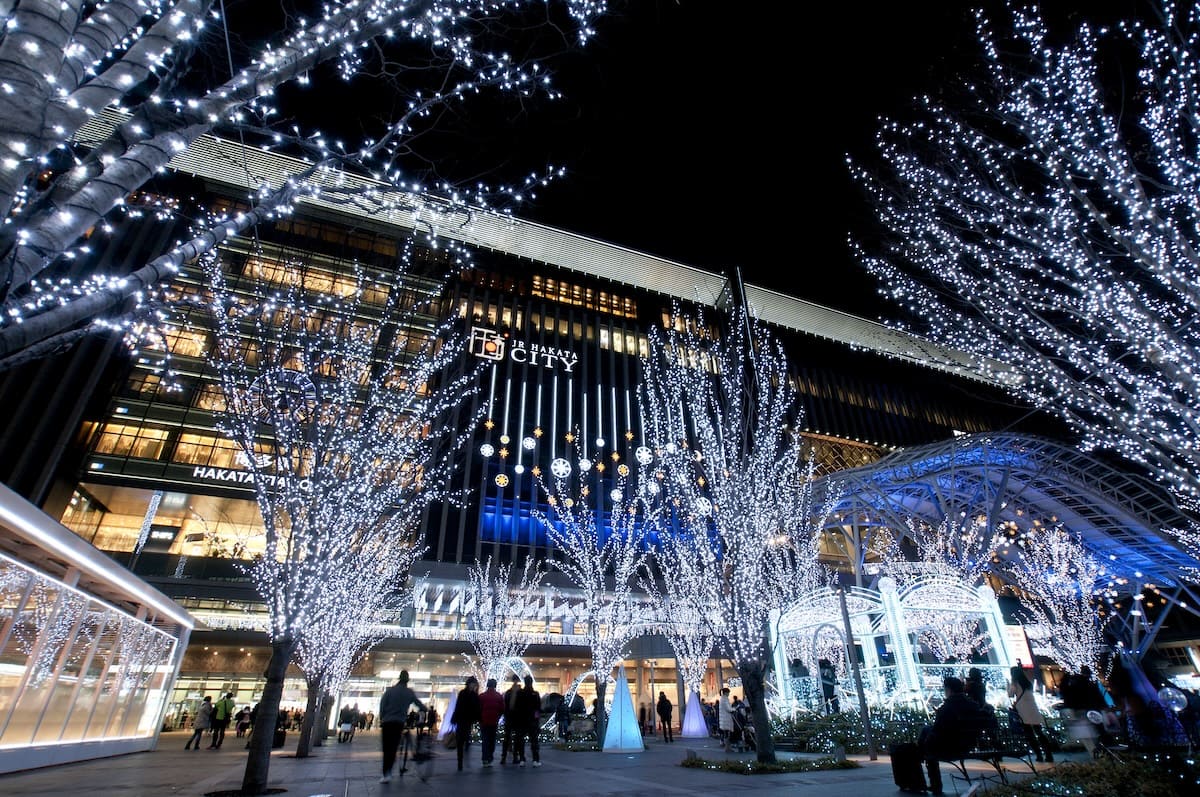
[469,326,579,372]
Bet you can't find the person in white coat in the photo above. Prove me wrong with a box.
[717,688,734,749]
[1008,666,1053,762]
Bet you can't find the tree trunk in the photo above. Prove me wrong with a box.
[314,691,333,746]
[294,675,321,758]
[241,637,296,794]
[594,680,608,745]
[738,661,777,763]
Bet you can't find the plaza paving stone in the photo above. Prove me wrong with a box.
[0,729,1081,796]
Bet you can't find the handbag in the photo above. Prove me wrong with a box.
[1006,706,1024,731]
[340,722,353,733]
[443,730,457,749]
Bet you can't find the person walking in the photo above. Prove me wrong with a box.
[555,696,571,740]
[513,675,542,767]
[478,678,505,766]
[209,692,236,749]
[378,670,425,784]
[500,675,523,765]
[185,696,212,750]
[1060,665,1108,755]
[656,692,674,743]
[1008,665,1054,762]
[717,688,734,750]
[819,659,840,714]
[450,676,481,771]
[338,704,357,743]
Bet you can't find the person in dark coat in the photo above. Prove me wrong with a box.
[656,692,674,743]
[965,667,987,707]
[513,675,542,767]
[921,677,985,796]
[450,676,481,771]
[819,659,840,714]
[500,675,523,765]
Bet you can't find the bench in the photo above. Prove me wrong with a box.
[939,725,1036,785]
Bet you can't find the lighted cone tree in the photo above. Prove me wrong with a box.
[639,305,833,763]
[0,0,610,369]
[850,0,1200,504]
[207,257,478,794]
[462,555,546,681]
[1001,526,1110,674]
[534,443,650,745]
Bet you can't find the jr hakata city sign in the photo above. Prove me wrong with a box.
[469,326,579,372]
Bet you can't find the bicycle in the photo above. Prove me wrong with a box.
[399,718,436,781]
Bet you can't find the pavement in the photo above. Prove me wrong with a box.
[0,729,1081,797]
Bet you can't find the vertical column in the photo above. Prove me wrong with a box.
[977,584,1015,668]
[878,577,922,703]
[769,608,793,713]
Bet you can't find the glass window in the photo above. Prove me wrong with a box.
[93,424,170,461]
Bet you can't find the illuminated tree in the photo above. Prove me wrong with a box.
[289,548,417,758]
[1001,526,1110,674]
[534,444,649,744]
[207,255,477,793]
[639,305,833,763]
[0,0,609,369]
[641,531,715,738]
[904,513,997,585]
[851,1,1200,501]
[462,555,545,680]
[642,533,716,699]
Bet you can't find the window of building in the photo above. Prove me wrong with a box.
[94,423,170,460]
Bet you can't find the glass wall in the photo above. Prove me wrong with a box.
[0,551,178,749]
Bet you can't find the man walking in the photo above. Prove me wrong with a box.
[450,676,481,771]
[513,675,542,767]
[209,692,236,749]
[656,691,674,743]
[499,675,523,765]
[379,670,425,784]
[478,678,505,766]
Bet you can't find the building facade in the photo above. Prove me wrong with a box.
[0,155,1076,729]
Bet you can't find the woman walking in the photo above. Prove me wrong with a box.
[1008,666,1053,762]
[184,696,212,750]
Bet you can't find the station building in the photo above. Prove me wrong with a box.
[1,130,1196,739]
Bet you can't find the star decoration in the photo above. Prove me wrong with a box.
[498,447,509,459]
[534,427,543,437]
[625,430,634,441]
[485,419,495,430]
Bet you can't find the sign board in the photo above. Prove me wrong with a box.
[1003,624,1035,667]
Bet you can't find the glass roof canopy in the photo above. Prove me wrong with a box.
[815,433,1200,589]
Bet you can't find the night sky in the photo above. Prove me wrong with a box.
[259,1,1144,317]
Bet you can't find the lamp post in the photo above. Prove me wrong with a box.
[647,659,656,734]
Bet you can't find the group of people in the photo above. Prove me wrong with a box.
[336,704,375,742]
[712,687,754,751]
[182,692,240,750]
[916,664,1063,795]
[914,657,1192,795]
[447,674,545,771]
[377,670,548,783]
[635,692,676,742]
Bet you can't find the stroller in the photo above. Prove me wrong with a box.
[729,706,757,752]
